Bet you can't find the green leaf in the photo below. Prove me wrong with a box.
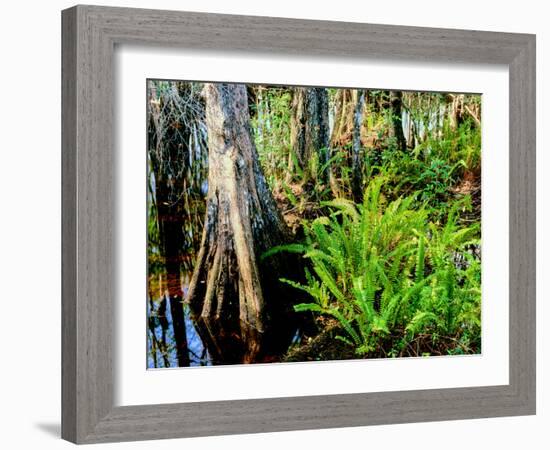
[261,243,307,261]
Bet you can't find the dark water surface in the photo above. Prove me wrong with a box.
[147,273,303,369]
[147,275,212,368]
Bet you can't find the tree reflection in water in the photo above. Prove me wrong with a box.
[147,274,211,368]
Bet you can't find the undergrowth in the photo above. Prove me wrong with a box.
[263,176,481,357]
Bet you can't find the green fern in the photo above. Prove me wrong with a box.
[265,175,481,357]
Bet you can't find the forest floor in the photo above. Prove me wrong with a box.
[451,170,481,223]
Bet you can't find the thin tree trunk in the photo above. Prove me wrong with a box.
[328,90,343,196]
[307,88,330,182]
[188,83,294,364]
[288,88,306,180]
[389,91,407,151]
[351,89,366,202]
[328,89,354,196]
[447,93,465,131]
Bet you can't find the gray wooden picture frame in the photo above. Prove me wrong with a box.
[61,4,536,444]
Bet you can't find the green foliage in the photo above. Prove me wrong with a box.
[266,177,481,357]
[359,94,481,217]
[421,118,482,173]
[375,152,465,207]
[251,87,293,187]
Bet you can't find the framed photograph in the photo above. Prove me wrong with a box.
[62,5,536,444]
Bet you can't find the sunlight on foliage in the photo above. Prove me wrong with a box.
[265,177,481,357]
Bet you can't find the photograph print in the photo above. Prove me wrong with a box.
[146,80,482,368]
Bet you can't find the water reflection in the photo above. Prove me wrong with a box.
[146,271,300,368]
[147,287,212,368]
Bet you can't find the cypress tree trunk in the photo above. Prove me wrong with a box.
[287,87,330,184]
[187,83,293,364]
[307,88,330,181]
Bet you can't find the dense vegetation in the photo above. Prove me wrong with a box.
[147,81,481,367]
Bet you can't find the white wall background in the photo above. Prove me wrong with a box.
[0,1,546,448]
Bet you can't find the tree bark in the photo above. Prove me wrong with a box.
[287,87,330,184]
[307,88,330,179]
[188,83,294,364]
[330,89,356,147]
[351,89,366,202]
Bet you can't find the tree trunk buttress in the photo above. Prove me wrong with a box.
[187,83,293,363]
